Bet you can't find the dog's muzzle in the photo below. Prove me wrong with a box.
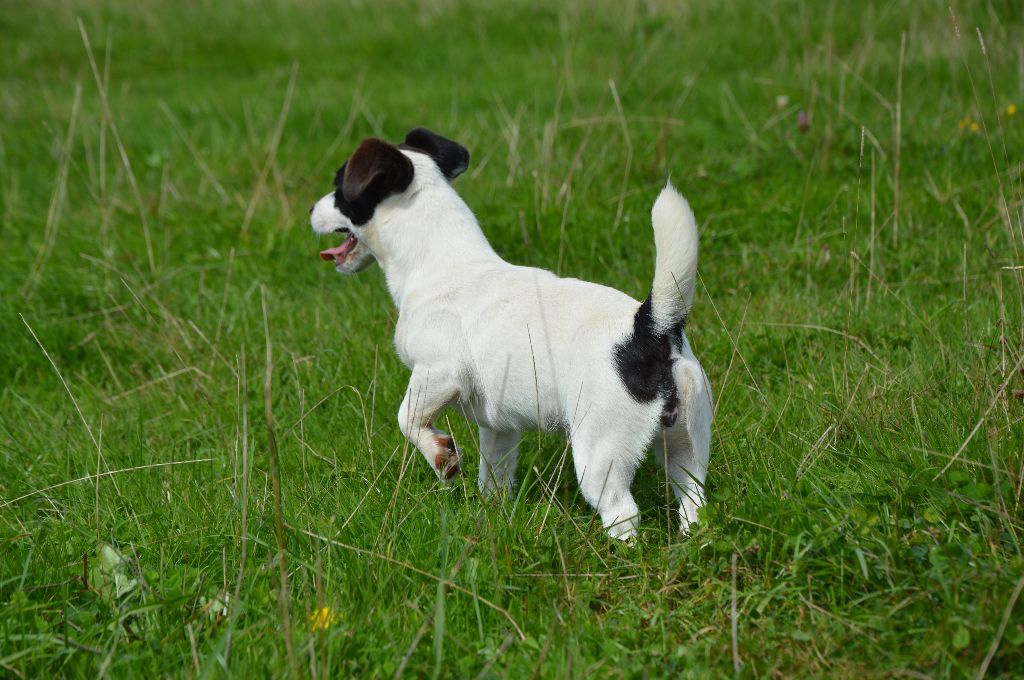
[319,228,359,265]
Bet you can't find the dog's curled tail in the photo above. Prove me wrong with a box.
[650,181,699,332]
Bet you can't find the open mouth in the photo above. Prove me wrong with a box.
[319,228,358,266]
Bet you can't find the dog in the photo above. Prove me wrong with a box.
[310,127,711,540]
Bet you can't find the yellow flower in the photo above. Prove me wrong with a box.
[970,122,980,132]
[310,607,340,632]
[958,117,971,130]
[1007,104,1017,116]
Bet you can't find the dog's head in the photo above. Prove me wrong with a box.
[310,127,469,273]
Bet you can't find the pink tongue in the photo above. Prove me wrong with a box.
[319,236,356,262]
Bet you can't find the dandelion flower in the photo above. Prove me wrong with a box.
[969,122,980,132]
[310,607,340,632]
[1007,104,1017,116]
[958,117,972,130]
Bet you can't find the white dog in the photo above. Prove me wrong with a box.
[310,128,711,540]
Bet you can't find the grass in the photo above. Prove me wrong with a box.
[1,0,1023,676]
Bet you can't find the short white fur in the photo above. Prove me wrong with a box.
[311,151,712,540]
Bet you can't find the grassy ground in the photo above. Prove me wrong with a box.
[2,0,1023,676]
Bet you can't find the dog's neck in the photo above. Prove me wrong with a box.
[368,180,500,309]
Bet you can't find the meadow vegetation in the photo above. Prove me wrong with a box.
[1,0,1023,676]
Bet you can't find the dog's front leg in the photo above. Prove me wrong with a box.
[398,367,462,481]
[478,427,520,495]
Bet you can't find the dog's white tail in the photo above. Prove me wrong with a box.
[649,182,699,332]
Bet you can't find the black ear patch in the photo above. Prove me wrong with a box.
[333,138,414,225]
[401,127,470,180]
[342,138,414,203]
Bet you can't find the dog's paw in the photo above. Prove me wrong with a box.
[604,515,639,542]
[607,524,637,542]
[678,499,703,535]
[433,436,462,481]
[478,477,514,498]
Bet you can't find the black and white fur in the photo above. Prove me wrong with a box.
[310,128,711,540]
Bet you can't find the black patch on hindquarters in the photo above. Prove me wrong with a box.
[613,296,687,423]
[660,399,679,428]
[400,127,470,180]
[332,138,414,226]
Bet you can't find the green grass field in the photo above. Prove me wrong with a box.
[2,0,1024,676]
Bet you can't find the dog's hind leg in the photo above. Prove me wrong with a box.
[398,366,462,481]
[570,423,646,541]
[653,361,712,533]
[478,427,520,495]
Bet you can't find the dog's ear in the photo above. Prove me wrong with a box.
[341,138,414,204]
[402,128,470,180]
